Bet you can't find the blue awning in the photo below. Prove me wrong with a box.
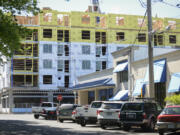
[168,73,180,93]
[68,78,114,91]
[113,61,128,73]
[132,79,146,96]
[109,90,128,101]
[144,59,166,83]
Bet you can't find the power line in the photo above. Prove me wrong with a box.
[131,10,147,46]
[139,0,180,9]
[160,0,180,8]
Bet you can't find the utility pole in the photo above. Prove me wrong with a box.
[147,0,155,98]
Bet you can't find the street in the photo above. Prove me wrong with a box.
[0,114,178,135]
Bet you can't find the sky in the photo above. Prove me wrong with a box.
[38,0,180,18]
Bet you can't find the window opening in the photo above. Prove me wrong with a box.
[119,71,128,83]
[82,31,90,39]
[116,17,124,26]
[169,35,176,44]
[102,61,106,70]
[43,59,52,69]
[43,44,52,53]
[95,32,106,44]
[43,29,52,38]
[96,46,101,57]
[82,45,90,55]
[43,75,52,84]
[57,30,63,41]
[57,60,63,71]
[64,60,69,73]
[138,33,146,42]
[64,30,69,42]
[96,61,101,71]
[116,32,125,41]
[82,60,91,70]
[101,32,106,44]
[64,45,69,56]
[102,46,106,55]
[57,45,64,56]
[82,15,90,24]
[64,76,69,88]
[95,32,100,42]
[33,44,38,57]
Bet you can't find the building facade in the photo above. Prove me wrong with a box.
[112,46,180,106]
[0,7,180,112]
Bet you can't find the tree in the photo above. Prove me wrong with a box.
[0,0,40,62]
[165,94,180,105]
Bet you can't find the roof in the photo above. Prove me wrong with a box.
[103,101,125,103]
[166,105,180,108]
[68,78,114,91]
[109,90,129,101]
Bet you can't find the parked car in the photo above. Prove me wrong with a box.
[32,102,58,120]
[75,101,104,127]
[119,100,162,131]
[72,105,89,124]
[157,105,180,135]
[97,101,124,129]
[57,104,80,123]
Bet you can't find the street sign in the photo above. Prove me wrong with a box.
[57,95,63,101]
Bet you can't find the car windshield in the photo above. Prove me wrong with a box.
[102,103,122,109]
[161,107,180,115]
[122,103,142,111]
[41,103,52,107]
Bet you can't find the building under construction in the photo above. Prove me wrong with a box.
[0,0,180,113]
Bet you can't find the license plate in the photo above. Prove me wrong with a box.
[107,112,112,116]
[127,113,136,119]
[168,124,175,129]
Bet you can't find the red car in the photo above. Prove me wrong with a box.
[157,105,180,135]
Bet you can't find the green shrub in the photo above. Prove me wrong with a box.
[165,94,180,105]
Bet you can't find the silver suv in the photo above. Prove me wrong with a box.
[97,101,124,129]
[57,104,79,123]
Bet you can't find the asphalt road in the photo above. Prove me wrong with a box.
[0,114,179,135]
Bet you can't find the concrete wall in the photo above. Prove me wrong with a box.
[112,52,129,94]
[78,91,88,105]
[132,50,180,97]
[38,40,125,89]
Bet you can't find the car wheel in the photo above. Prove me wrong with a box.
[80,120,86,127]
[141,124,148,131]
[34,114,39,119]
[100,124,106,129]
[123,124,131,131]
[72,120,75,123]
[158,129,164,135]
[59,119,64,123]
[149,119,155,131]
[118,123,121,128]
[45,116,49,120]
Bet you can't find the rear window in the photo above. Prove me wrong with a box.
[161,107,180,115]
[91,102,102,108]
[122,103,142,111]
[41,103,52,107]
[102,103,122,109]
[60,104,74,110]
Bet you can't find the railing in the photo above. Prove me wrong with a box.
[14,103,40,108]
